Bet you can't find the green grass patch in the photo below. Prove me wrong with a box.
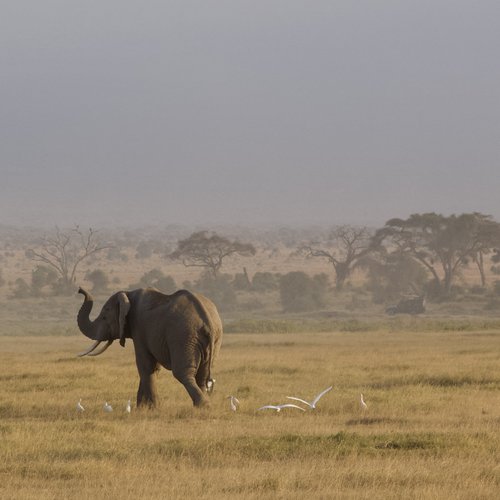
[147,431,450,464]
[225,317,500,334]
[368,374,500,389]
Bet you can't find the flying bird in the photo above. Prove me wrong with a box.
[360,393,368,410]
[76,399,85,412]
[227,395,240,411]
[103,401,113,413]
[125,400,131,413]
[257,404,306,412]
[286,385,333,409]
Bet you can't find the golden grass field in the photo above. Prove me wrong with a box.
[1,328,499,499]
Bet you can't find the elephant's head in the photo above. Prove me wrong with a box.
[77,287,130,357]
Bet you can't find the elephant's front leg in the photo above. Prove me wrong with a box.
[134,347,159,408]
[137,375,157,408]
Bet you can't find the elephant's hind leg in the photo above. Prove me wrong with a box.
[195,358,211,393]
[171,350,208,407]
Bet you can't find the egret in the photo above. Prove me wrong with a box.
[286,385,333,409]
[360,393,368,410]
[125,400,131,413]
[227,395,240,411]
[206,378,216,393]
[257,404,306,412]
[103,401,113,413]
[76,399,85,412]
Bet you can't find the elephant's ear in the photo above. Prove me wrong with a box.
[117,292,131,347]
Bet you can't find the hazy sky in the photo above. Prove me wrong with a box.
[1,1,499,228]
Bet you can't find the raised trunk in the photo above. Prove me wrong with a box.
[77,288,97,340]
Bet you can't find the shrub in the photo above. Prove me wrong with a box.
[106,247,128,262]
[31,265,58,296]
[10,278,31,299]
[252,272,280,292]
[135,241,154,259]
[490,265,500,275]
[232,273,251,291]
[493,280,500,296]
[85,269,110,293]
[279,271,329,312]
[130,269,177,293]
[191,272,236,312]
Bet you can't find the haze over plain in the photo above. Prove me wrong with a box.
[1,1,499,228]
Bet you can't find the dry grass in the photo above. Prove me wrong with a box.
[0,330,499,499]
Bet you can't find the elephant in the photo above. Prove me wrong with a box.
[76,287,223,408]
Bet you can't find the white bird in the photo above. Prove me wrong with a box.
[206,378,216,393]
[227,395,240,411]
[360,393,368,410]
[257,404,306,412]
[103,401,113,413]
[286,385,333,409]
[125,400,131,413]
[76,399,85,412]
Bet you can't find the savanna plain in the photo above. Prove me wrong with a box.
[1,327,499,499]
[1,224,500,499]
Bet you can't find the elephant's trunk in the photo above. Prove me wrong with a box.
[77,287,98,340]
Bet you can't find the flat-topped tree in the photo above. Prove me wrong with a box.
[168,231,256,277]
[376,212,500,297]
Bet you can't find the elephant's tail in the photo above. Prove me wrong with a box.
[202,325,216,379]
[198,309,222,379]
[175,289,222,381]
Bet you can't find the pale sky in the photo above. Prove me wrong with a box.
[1,1,499,228]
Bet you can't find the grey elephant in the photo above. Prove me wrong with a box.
[76,287,223,407]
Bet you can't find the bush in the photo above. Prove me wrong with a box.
[279,271,329,312]
[85,269,110,293]
[191,272,236,312]
[106,247,128,262]
[232,272,251,291]
[135,241,153,259]
[484,298,500,311]
[252,272,280,292]
[130,269,177,294]
[490,265,500,275]
[10,278,31,299]
[31,265,58,296]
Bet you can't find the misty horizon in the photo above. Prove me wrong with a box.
[2,1,499,229]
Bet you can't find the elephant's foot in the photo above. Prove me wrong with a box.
[175,375,208,407]
[193,395,210,408]
[137,398,156,409]
[137,380,157,408]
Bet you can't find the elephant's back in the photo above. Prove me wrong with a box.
[170,290,222,335]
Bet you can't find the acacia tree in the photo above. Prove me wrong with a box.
[168,231,256,277]
[26,226,111,295]
[298,225,376,290]
[468,213,500,287]
[376,212,500,296]
[363,248,429,303]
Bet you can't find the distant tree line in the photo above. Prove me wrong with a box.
[4,212,500,313]
[297,213,500,301]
